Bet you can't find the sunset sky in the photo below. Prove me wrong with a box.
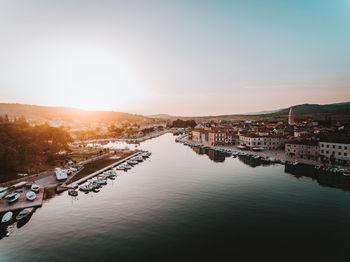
[0,0,349,116]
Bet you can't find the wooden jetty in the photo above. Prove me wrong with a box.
[0,188,44,213]
[65,151,142,188]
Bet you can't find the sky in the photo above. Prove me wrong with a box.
[0,0,349,116]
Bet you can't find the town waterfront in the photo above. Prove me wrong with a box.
[1,133,350,261]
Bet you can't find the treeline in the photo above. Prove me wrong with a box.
[0,116,72,173]
[171,119,197,128]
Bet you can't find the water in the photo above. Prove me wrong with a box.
[1,133,350,261]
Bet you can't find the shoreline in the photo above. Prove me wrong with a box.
[177,135,349,170]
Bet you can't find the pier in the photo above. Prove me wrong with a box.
[65,151,142,188]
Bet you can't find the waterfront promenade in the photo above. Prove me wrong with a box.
[179,135,320,166]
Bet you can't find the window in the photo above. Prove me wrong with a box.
[339,146,342,149]
[327,145,329,148]
[321,144,324,147]
[345,153,347,156]
[326,151,329,154]
[338,152,341,156]
[321,150,324,153]
[345,147,348,150]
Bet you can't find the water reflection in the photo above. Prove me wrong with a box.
[285,164,350,191]
[191,147,228,162]
[189,144,350,192]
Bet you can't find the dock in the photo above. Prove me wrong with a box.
[0,188,44,213]
[65,151,142,188]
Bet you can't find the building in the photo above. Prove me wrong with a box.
[319,139,350,165]
[288,107,294,125]
[285,140,319,161]
[192,128,202,143]
[208,129,226,146]
[239,134,284,150]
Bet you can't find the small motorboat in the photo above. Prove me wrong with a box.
[116,165,126,170]
[127,160,138,165]
[0,191,8,200]
[6,192,21,203]
[16,208,34,221]
[12,181,27,189]
[26,191,36,201]
[31,184,40,193]
[5,191,18,199]
[135,156,143,162]
[123,164,132,169]
[1,212,13,223]
[68,188,78,196]
[0,187,8,193]
[79,184,93,192]
[97,179,107,185]
[55,168,67,181]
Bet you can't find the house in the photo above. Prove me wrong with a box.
[319,137,350,165]
[209,129,226,146]
[285,140,319,161]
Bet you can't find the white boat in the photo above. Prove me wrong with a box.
[127,160,138,165]
[16,208,34,221]
[0,191,7,200]
[79,184,93,192]
[97,179,107,185]
[0,187,8,193]
[116,165,126,170]
[31,184,40,193]
[123,164,132,169]
[1,212,13,223]
[55,168,67,181]
[12,181,27,189]
[26,191,36,201]
[135,156,143,162]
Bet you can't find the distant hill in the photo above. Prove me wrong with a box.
[0,103,148,123]
[275,102,350,115]
[147,102,350,123]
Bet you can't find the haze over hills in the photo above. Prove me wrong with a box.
[0,103,148,123]
[0,102,349,123]
[149,102,350,119]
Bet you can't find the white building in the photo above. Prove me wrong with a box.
[319,140,350,165]
[239,134,284,150]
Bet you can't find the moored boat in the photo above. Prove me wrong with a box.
[6,192,20,203]
[1,212,13,223]
[55,168,68,181]
[5,192,18,199]
[26,191,36,201]
[79,184,93,192]
[0,187,8,193]
[68,188,78,196]
[12,181,27,189]
[31,184,40,193]
[16,208,34,221]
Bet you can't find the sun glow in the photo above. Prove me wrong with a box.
[11,41,150,112]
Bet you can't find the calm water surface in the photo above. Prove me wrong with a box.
[1,133,350,261]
